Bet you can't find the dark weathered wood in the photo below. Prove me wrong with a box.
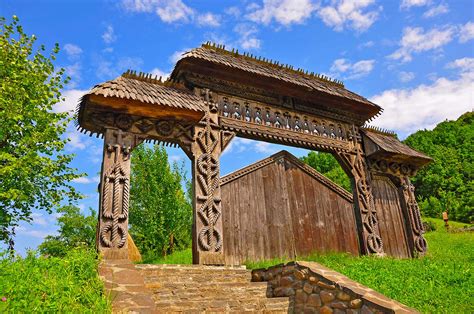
[222,151,359,265]
[372,176,410,258]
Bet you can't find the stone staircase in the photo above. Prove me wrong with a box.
[136,264,290,313]
[100,261,290,313]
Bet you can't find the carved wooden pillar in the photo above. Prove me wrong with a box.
[336,127,384,255]
[190,108,227,265]
[97,128,141,259]
[399,176,427,255]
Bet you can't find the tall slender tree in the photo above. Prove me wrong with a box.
[0,16,82,247]
[129,144,192,260]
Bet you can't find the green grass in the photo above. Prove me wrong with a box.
[246,218,474,313]
[0,248,111,313]
[143,248,193,264]
[150,219,473,313]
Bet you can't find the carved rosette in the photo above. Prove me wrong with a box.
[337,127,384,255]
[401,177,427,254]
[97,128,142,258]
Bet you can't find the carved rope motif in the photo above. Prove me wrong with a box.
[337,127,384,254]
[195,112,223,252]
[401,177,427,254]
[100,131,131,248]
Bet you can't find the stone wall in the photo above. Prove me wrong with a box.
[251,261,417,314]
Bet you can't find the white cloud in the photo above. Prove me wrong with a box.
[234,24,261,50]
[247,0,316,26]
[63,44,82,59]
[72,176,100,184]
[254,142,279,154]
[225,6,241,18]
[330,58,375,79]
[423,3,449,18]
[197,12,221,27]
[102,25,116,44]
[358,40,374,49]
[398,71,415,82]
[388,25,455,62]
[31,213,48,226]
[67,132,87,150]
[317,0,381,32]
[459,21,474,43]
[446,57,474,74]
[122,0,194,23]
[53,89,87,114]
[370,61,473,136]
[150,67,170,80]
[169,48,190,64]
[65,62,81,88]
[400,0,430,9]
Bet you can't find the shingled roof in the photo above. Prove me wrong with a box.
[171,43,381,120]
[362,129,432,167]
[81,73,206,113]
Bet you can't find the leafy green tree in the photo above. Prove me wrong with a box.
[300,151,352,192]
[129,145,192,260]
[0,16,82,246]
[39,206,96,257]
[404,112,473,223]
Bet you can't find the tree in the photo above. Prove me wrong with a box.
[0,16,82,247]
[39,206,96,257]
[404,112,473,223]
[300,151,352,192]
[129,144,192,260]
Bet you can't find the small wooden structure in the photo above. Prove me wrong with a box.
[221,150,359,265]
[77,43,432,264]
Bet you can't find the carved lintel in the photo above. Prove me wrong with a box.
[191,111,224,265]
[97,128,143,260]
[336,126,384,255]
[400,176,427,255]
[368,158,417,177]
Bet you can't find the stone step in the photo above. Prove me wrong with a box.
[142,273,252,284]
[153,297,290,313]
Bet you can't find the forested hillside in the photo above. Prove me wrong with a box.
[404,112,473,223]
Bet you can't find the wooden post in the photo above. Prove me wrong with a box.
[399,176,427,255]
[191,110,225,265]
[97,128,141,260]
[336,127,385,255]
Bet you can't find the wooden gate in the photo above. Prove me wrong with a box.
[221,150,359,265]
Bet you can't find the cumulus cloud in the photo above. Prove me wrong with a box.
[122,0,194,23]
[317,0,381,32]
[400,0,430,9]
[388,25,455,62]
[459,21,474,43]
[370,59,473,136]
[234,24,261,50]
[150,67,170,80]
[423,3,449,18]
[329,58,375,79]
[398,71,415,82]
[96,56,143,79]
[63,43,82,59]
[53,89,87,114]
[247,0,315,26]
[102,25,116,44]
[197,12,221,27]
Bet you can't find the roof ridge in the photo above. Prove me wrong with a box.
[362,125,397,138]
[121,69,189,92]
[221,150,353,202]
[200,42,345,88]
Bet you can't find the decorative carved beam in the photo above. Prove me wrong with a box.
[191,108,226,265]
[335,127,384,255]
[97,128,143,259]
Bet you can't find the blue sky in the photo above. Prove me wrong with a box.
[1,0,473,254]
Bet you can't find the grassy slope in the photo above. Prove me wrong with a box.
[0,249,111,313]
[149,219,473,313]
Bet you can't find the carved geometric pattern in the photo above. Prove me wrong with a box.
[336,126,384,255]
[195,113,223,252]
[99,133,131,249]
[402,177,427,254]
